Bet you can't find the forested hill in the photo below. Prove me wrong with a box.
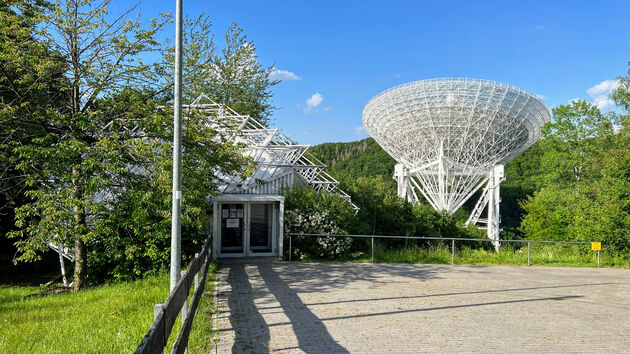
[310,137,545,237]
[309,138,396,179]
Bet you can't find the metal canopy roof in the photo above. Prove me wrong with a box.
[188,94,357,211]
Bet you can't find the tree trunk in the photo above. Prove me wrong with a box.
[73,231,86,292]
[69,2,86,292]
[72,167,86,292]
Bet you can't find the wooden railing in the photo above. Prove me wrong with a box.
[135,234,213,354]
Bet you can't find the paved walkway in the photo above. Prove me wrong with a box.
[212,261,630,353]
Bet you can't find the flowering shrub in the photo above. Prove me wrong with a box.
[285,209,351,259]
[283,187,355,260]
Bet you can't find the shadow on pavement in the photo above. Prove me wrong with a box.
[271,261,447,293]
[255,282,611,310]
[226,264,270,353]
[257,262,349,353]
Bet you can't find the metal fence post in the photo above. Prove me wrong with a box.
[451,239,455,265]
[527,242,531,266]
[289,234,292,261]
[371,237,374,263]
[597,250,600,267]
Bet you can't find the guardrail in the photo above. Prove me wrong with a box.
[288,233,602,267]
[135,234,213,354]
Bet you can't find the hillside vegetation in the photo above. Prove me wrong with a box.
[310,137,544,238]
[311,138,396,180]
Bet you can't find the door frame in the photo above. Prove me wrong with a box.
[217,202,247,257]
[246,202,277,257]
[211,194,285,259]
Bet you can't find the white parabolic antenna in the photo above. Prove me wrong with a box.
[362,78,550,247]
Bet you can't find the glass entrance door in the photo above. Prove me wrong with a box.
[220,203,244,254]
[249,203,273,254]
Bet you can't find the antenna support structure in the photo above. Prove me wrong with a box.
[365,78,550,249]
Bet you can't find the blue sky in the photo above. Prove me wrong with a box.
[129,0,630,145]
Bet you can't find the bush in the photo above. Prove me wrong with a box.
[283,186,355,260]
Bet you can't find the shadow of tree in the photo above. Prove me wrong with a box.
[226,264,270,353]
[257,262,348,353]
[270,261,448,293]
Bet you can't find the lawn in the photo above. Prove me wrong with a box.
[0,264,218,353]
[349,242,630,268]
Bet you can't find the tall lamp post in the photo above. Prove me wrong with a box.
[170,0,183,292]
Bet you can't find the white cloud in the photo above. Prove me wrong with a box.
[269,69,301,81]
[306,93,323,107]
[534,25,545,30]
[534,94,545,101]
[354,125,368,136]
[303,93,323,113]
[587,79,619,110]
[322,106,332,112]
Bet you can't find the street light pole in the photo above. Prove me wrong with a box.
[170,0,184,292]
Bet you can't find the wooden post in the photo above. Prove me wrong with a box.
[289,235,292,261]
[181,271,187,326]
[527,242,531,266]
[194,253,200,292]
[371,237,374,263]
[451,239,455,265]
[154,304,163,320]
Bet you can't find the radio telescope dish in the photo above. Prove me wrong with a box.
[363,78,550,248]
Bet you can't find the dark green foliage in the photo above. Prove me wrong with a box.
[288,138,488,257]
[520,96,630,255]
[500,142,545,238]
[309,138,491,240]
[0,3,266,285]
[310,138,396,179]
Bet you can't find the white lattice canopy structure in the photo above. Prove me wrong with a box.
[363,78,550,247]
[188,94,357,210]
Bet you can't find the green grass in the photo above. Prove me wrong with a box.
[187,262,218,353]
[0,263,218,353]
[340,242,630,268]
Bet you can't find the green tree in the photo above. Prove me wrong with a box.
[539,99,617,187]
[160,15,278,126]
[612,61,630,132]
[347,175,414,236]
[6,0,169,290]
[0,0,66,221]
[82,90,249,281]
[521,97,630,253]
[500,142,545,238]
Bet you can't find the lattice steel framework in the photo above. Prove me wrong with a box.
[188,94,358,210]
[363,78,549,247]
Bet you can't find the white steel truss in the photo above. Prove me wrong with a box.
[364,78,550,247]
[187,94,358,210]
